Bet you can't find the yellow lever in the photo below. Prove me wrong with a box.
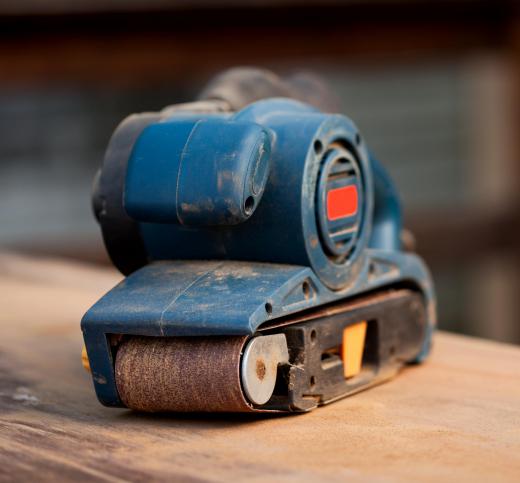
[81,345,91,373]
[341,321,367,378]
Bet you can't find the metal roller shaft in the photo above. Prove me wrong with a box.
[115,336,253,412]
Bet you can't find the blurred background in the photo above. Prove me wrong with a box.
[1,0,519,344]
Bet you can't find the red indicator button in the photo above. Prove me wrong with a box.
[327,185,358,221]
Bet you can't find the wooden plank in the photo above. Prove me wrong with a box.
[0,252,519,482]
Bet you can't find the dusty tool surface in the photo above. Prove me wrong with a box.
[1,253,519,482]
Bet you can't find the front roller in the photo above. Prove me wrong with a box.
[111,288,427,413]
[115,335,288,412]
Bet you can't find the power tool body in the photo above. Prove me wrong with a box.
[82,69,436,413]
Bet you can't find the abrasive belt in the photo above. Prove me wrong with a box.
[115,336,254,412]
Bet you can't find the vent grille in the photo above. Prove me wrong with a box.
[316,144,363,262]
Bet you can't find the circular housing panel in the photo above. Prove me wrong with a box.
[316,144,363,263]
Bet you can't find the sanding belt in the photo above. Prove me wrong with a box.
[115,336,255,412]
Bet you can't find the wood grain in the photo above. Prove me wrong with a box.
[0,252,519,482]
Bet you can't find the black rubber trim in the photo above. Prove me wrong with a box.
[261,288,427,412]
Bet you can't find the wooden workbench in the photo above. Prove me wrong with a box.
[1,253,519,482]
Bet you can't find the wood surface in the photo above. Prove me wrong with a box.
[0,253,519,482]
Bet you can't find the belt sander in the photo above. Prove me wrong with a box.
[82,68,436,413]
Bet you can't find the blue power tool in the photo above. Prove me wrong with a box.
[82,68,436,413]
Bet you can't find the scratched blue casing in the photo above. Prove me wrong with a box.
[82,98,436,407]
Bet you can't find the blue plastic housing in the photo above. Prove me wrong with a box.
[82,98,436,408]
[125,118,272,225]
